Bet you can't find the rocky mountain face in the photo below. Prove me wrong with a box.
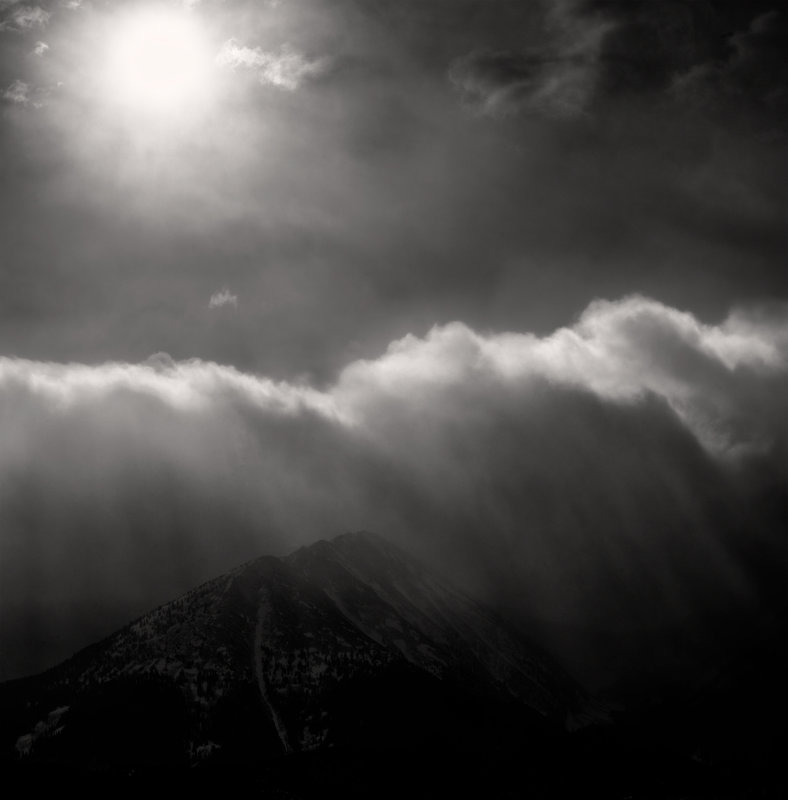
[0,532,603,772]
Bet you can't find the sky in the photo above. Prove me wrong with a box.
[0,0,786,687]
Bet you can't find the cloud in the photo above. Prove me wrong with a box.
[2,78,48,108]
[336,296,787,458]
[0,4,50,31]
[562,0,712,96]
[216,39,328,90]
[446,3,607,118]
[0,353,340,418]
[208,288,239,310]
[0,296,786,683]
[448,49,594,119]
[673,10,788,135]
[449,1,788,130]
[3,295,782,456]
[3,79,30,104]
[32,39,48,56]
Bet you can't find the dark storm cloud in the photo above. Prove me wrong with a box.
[1,297,786,683]
[674,10,788,135]
[448,0,788,132]
[560,0,722,96]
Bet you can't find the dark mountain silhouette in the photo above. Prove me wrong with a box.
[0,535,599,762]
[0,531,783,798]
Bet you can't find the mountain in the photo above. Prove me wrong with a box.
[0,532,604,779]
[2,531,784,797]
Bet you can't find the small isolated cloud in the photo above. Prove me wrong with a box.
[216,39,328,90]
[32,40,48,56]
[3,79,30,105]
[0,4,50,31]
[209,288,239,309]
[61,0,82,9]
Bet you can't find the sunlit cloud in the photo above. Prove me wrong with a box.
[216,39,328,90]
[336,296,788,457]
[0,355,343,418]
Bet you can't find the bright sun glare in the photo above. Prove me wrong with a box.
[103,6,213,116]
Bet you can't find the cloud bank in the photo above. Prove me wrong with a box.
[1,296,786,683]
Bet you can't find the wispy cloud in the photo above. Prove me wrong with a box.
[32,40,48,56]
[0,4,50,31]
[449,50,595,119]
[209,288,239,310]
[2,78,49,108]
[216,40,328,90]
[3,79,30,105]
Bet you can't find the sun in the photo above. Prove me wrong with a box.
[102,5,214,116]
